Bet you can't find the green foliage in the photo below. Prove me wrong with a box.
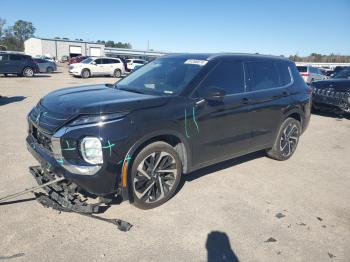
[289,53,350,63]
[104,40,131,49]
[12,20,35,41]
[0,18,36,51]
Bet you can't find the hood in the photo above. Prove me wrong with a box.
[40,84,170,115]
[312,79,350,92]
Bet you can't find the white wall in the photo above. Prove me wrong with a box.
[24,38,42,57]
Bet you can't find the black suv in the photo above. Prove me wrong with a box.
[27,54,311,209]
[0,52,39,77]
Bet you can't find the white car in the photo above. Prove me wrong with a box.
[69,57,125,78]
[296,65,326,84]
[125,59,147,71]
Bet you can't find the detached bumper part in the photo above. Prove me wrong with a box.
[30,166,106,213]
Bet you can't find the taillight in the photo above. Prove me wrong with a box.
[301,73,310,76]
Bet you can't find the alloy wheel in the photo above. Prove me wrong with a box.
[279,123,299,157]
[133,151,178,204]
[24,68,34,77]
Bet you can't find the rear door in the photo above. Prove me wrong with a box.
[8,54,23,73]
[92,58,104,75]
[245,60,293,149]
[191,59,252,166]
[108,58,122,74]
[0,54,9,73]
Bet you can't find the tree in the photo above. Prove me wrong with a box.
[0,18,6,39]
[105,40,115,47]
[12,20,36,41]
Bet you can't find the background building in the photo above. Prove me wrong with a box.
[24,37,168,61]
[24,37,105,60]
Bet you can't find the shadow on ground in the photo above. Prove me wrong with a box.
[312,110,350,120]
[184,150,265,184]
[206,231,239,262]
[0,96,26,106]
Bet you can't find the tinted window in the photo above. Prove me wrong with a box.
[247,61,280,91]
[0,54,9,61]
[297,66,307,72]
[277,62,292,86]
[332,67,350,79]
[195,61,245,97]
[9,54,22,61]
[94,59,102,64]
[109,59,120,64]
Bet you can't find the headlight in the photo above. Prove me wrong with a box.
[68,112,127,126]
[80,137,103,165]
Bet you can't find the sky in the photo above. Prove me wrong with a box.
[1,0,350,56]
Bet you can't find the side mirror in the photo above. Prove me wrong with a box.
[92,61,96,65]
[205,87,226,102]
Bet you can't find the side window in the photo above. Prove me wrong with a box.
[110,59,120,64]
[195,61,245,97]
[9,54,22,61]
[276,62,292,86]
[247,61,280,91]
[0,54,9,61]
[94,59,102,64]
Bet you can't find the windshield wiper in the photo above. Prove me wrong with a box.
[117,87,144,94]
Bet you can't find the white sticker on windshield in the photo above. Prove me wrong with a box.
[184,59,208,66]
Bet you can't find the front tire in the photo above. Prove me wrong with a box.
[81,69,90,78]
[131,142,182,209]
[266,118,301,161]
[22,67,34,77]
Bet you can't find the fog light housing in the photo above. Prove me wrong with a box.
[80,137,103,165]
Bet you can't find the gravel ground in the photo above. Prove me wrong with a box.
[0,65,349,262]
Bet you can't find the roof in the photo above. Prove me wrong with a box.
[161,53,290,62]
[26,37,104,46]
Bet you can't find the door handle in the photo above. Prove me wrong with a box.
[240,98,249,104]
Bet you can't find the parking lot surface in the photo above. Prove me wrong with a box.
[0,65,349,262]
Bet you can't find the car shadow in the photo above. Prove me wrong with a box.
[180,150,265,188]
[0,96,26,106]
[312,110,350,120]
[206,231,239,262]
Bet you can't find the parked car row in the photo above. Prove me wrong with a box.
[0,51,58,77]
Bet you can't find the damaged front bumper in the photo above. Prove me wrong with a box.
[29,166,106,213]
[312,88,350,113]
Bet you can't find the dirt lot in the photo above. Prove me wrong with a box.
[0,64,349,262]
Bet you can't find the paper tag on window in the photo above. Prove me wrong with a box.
[184,59,208,66]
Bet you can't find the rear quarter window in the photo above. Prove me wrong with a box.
[247,61,292,91]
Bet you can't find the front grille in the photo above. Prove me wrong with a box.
[32,125,52,152]
[29,104,70,134]
[313,88,349,100]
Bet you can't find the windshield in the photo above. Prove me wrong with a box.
[332,67,350,79]
[116,57,207,95]
[81,58,93,64]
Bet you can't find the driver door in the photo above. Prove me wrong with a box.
[190,59,252,166]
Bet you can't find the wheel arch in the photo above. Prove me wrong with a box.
[120,130,191,202]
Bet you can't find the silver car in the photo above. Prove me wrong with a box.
[33,58,57,73]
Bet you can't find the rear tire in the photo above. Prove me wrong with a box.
[113,69,122,78]
[81,69,90,78]
[266,118,301,161]
[22,67,34,77]
[131,141,182,209]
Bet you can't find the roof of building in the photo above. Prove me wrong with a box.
[26,37,104,45]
